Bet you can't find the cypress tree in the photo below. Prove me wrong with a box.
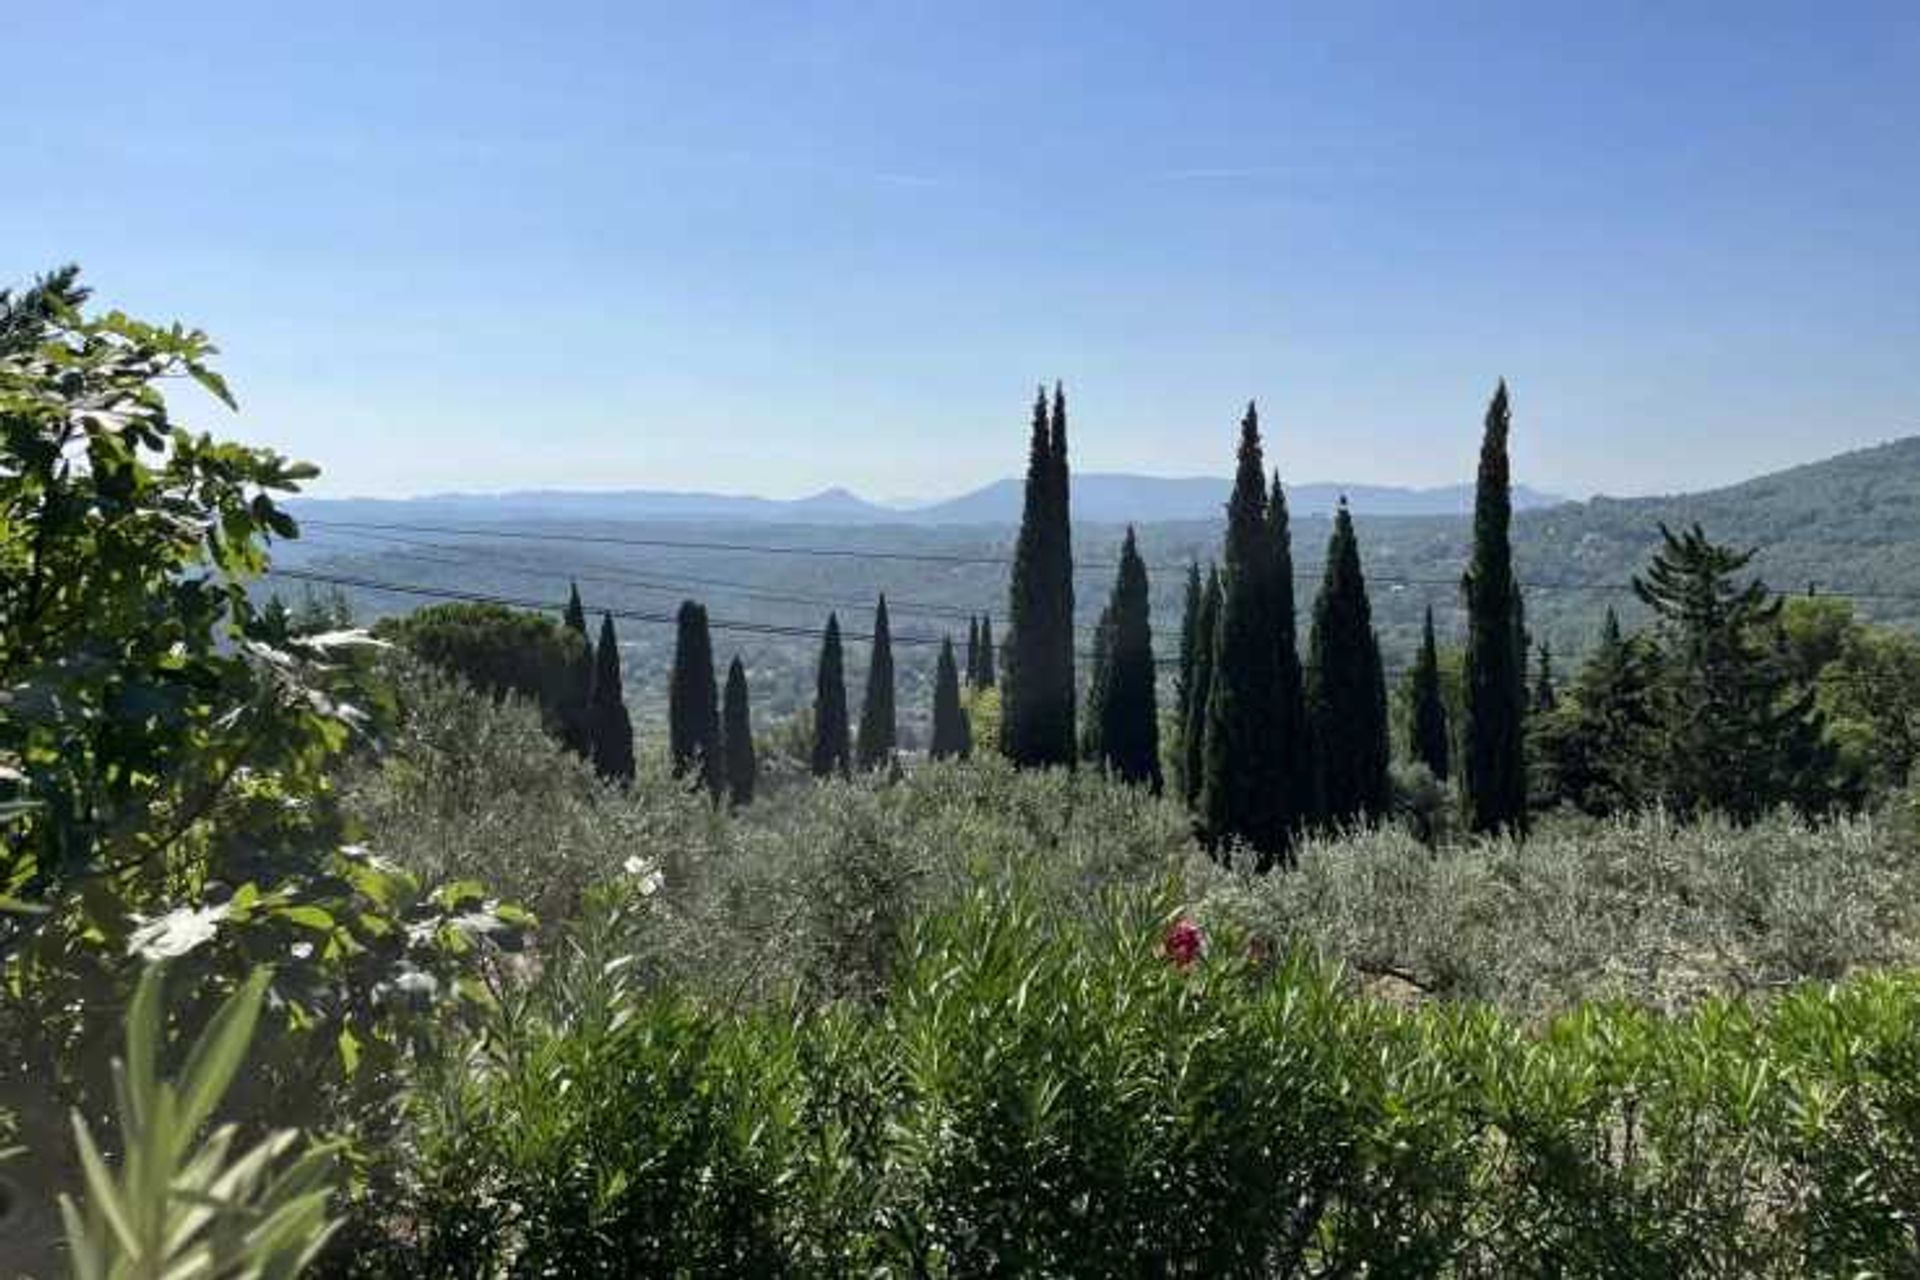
[559,581,594,757]
[931,635,972,760]
[1536,608,1659,816]
[1532,642,1559,714]
[563,581,587,636]
[722,655,756,808]
[1000,385,1075,766]
[1200,403,1284,863]
[1267,468,1312,847]
[1409,606,1451,782]
[1096,527,1161,790]
[668,600,722,798]
[978,615,996,689]
[1183,568,1221,810]
[587,613,635,783]
[810,612,851,778]
[1306,501,1391,827]
[965,616,982,689]
[1173,562,1203,798]
[1081,605,1113,763]
[1461,380,1529,836]
[856,595,897,770]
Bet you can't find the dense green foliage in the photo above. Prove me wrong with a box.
[1181,568,1221,812]
[809,613,850,778]
[1087,528,1159,789]
[1306,503,1391,826]
[587,613,636,783]
[929,637,971,761]
[1462,382,1530,835]
[1409,607,1451,782]
[379,602,588,742]
[999,386,1075,767]
[855,596,897,771]
[669,600,722,798]
[723,655,757,808]
[1268,470,1314,842]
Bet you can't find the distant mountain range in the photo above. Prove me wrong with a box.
[297,474,1567,526]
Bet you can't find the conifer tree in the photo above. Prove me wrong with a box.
[930,636,972,760]
[856,595,898,770]
[1095,527,1161,790]
[1306,501,1390,827]
[1267,468,1312,843]
[1633,523,1836,820]
[1461,381,1529,836]
[1200,404,1285,862]
[978,615,996,688]
[1081,606,1113,763]
[1532,642,1559,713]
[1000,385,1075,766]
[1183,568,1221,810]
[722,655,756,808]
[668,600,723,799]
[1173,562,1203,798]
[587,613,635,783]
[559,581,594,757]
[810,612,851,778]
[1408,606,1451,782]
[563,581,587,636]
[965,616,982,689]
[1534,608,1658,816]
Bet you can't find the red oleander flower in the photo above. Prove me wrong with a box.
[1164,917,1204,969]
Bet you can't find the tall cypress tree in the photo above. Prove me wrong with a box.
[1200,403,1284,862]
[810,612,851,778]
[856,595,897,770]
[559,581,594,757]
[668,600,722,798]
[978,615,996,689]
[587,613,635,783]
[931,635,972,761]
[1267,468,1312,848]
[1173,562,1203,798]
[1532,642,1559,713]
[1461,381,1529,836]
[1306,501,1391,826]
[1183,568,1221,810]
[722,655,756,808]
[965,616,982,689]
[1081,606,1113,763]
[1409,606,1451,782]
[1096,526,1161,790]
[563,581,587,636]
[1000,385,1075,766]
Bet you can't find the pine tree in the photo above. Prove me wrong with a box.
[1306,501,1391,827]
[1267,468,1312,846]
[1173,562,1203,798]
[1095,527,1161,790]
[1633,523,1836,821]
[810,612,851,778]
[668,600,723,799]
[722,655,757,808]
[1000,385,1075,766]
[1532,642,1559,713]
[1461,381,1529,836]
[978,615,996,689]
[559,581,594,757]
[1200,404,1285,862]
[1532,609,1658,816]
[931,635,972,760]
[587,613,635,783]
[1183,568,1221,810]
[1408,606,1451,782]
[856,595,897,771]
[1081,606,1113,763]
[965,616,982,689]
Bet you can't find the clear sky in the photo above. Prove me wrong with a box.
[7,2,1918,501]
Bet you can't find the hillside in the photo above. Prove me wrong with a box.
[277,434,1920,737]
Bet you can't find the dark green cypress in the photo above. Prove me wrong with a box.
[1267,468,1311,848]
[1307,501,1391,827]
[1173,562,1203,798]
[1532,642,1559,714]
[559,581,594,757]
[979,615,996,689]
[563,581,587,636]
[856,595,897,771]
[668,600,723,799]
[1183,568,1221,810]
[1200,403,1284,862]
[1081,605,1113,763]
[1461,380,1529,836]
[1000,385,1075,766]
[1409,606,1451,782]
[965,616,982,689]
[810,612,851,778]
[722,655,756,808]
[587,613,635,783]
[931,635,972,761]
[1096,527,1161,790]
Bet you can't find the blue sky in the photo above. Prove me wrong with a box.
[6,2,1918,500]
